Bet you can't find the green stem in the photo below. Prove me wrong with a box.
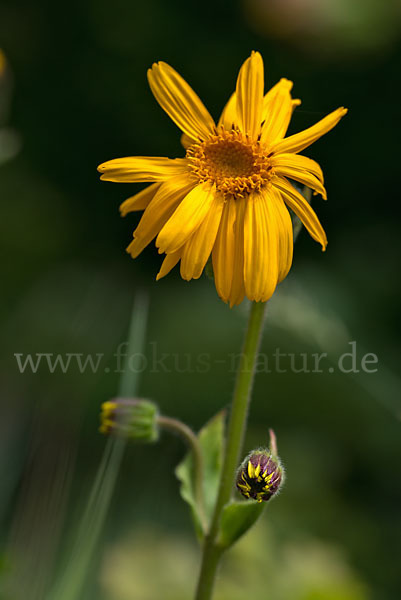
[195,300,267,600]
[157,415,207,532]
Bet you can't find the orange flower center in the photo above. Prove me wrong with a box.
[186,129,273,198]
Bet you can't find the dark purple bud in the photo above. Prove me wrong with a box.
[236,431,284,502]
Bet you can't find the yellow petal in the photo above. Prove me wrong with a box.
[272,153,324,183]
[262,83,279,121]
[98,156,188,183]
[292,98,301,111]
[271,107,348,155]
[119,183,161,217]
[273,176,327,249]
[261,78,295,143]
[217,92,237,130]
[244,190,278,302]
[235,51,264,139]
[127,175,195,258]
[180,193,225,280]
[156,249,182,281]
[147,62,215,141]
[180,133,196,149]
[269,187,294,282]
[272,154,327,199]
[262,80,300,122]
[156,182,216,254]
[229,197,246,306]
[212,198,236,303]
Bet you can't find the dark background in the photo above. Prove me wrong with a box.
[1,0,400,598]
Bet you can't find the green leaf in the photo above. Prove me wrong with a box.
[175,411,225,539]
[175,453,204,539]
[218,500,265,550]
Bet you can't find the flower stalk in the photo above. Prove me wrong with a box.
[195,300,267,600]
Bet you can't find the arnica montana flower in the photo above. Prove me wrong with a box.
[98,52,347,306]
[236,448,283,503]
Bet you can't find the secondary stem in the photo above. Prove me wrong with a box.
[195,300,267,600]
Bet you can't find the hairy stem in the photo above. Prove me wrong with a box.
[195,300,267,600]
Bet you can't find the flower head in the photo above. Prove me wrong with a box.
[236,448,284,503]
[100,398,159,442]
[98,52,347,306]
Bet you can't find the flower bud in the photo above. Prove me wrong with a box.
[99,398,159,442]
[236,445,284,503]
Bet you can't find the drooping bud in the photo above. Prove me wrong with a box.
[236,430,284,502]
[99,398,159,442]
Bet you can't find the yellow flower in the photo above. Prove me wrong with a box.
[98,52,346,306]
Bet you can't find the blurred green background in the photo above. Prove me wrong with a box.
[1,0,401,598]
